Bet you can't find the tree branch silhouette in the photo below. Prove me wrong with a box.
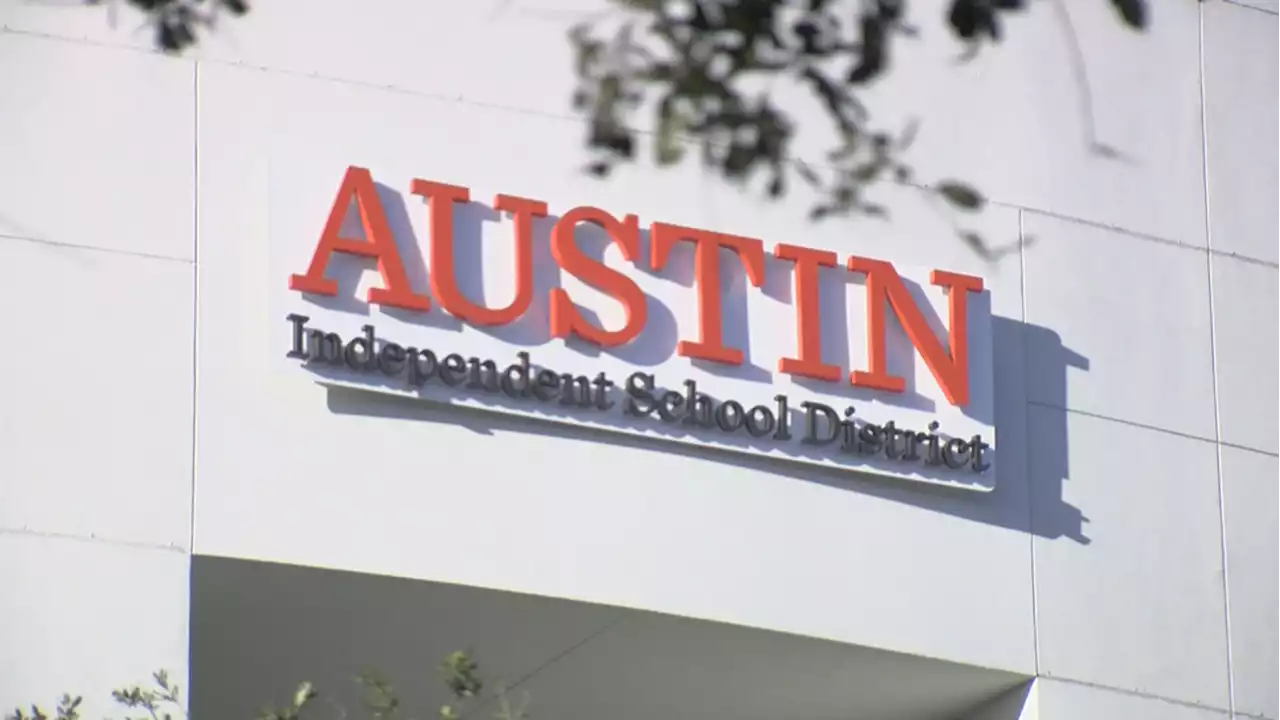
[564,0,1150,255]
[83,0,1153,257]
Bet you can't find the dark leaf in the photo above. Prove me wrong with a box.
[1109,0,1147,30]
[978,10,1001,41]
[156,19,190,53]
[871,132,891,159]
[834,183,858,208]
[723,143,755,178]
[767,174,784,199]
[947,0,983,39]
[220,0,249,16]
[936,181,985,210]
[852,160,883,181]
[794,19,821,54]
[609,131,635,159]
[847,14,886,84]
[802,67,849,130]
[876,0,904,23]
[690,0,713,32]
[794,160,823,187]
[958,231,993,259]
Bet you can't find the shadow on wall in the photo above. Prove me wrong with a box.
[323,316,1091,544]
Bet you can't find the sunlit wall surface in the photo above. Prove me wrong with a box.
[0,1,1276,719]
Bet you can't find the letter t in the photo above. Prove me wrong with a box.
[649,222,765,365]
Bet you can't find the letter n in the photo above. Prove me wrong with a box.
[846,256,984,407]
[288,166,430,311]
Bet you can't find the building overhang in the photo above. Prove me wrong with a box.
[192,556,1031,720]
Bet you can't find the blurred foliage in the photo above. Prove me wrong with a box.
[8,652,528,720]
[83,0,247,53]
[566,0,1151,257]
[7,669,184,720]
[85,0,1158,258]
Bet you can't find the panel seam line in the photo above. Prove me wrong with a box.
[1198,3,1236,714]
[0,232,193,264]
[1020,207,1042,679]
[0,526,186,554]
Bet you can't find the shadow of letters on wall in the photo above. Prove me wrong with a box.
[275,164,1051,494]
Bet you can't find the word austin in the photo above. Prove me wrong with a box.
[284,166,993,475]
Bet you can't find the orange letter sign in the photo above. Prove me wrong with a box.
[774,243,841,382]
[410,180,546,326]
[650,222,765,365]
[289,166,430,311]
[846,256,984,406]
[549,207,648,347]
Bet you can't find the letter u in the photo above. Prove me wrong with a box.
[411,180,548,326]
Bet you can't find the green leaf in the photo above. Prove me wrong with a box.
[1109,0,1147,31]
[852,161,883,181]
[655,95,686,166]
[440,651,483,700]
[936,181,985,210]
[291,682,315,710]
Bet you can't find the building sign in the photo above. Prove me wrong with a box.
[278,165,998,491]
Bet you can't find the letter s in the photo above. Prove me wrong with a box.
[549,207,648,347]
[624,371,656,417]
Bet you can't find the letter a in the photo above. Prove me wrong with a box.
[289,166,430,311]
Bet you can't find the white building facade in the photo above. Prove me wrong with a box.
[0,1,1276,719]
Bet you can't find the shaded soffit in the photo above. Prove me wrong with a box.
[191,556,1029,720]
